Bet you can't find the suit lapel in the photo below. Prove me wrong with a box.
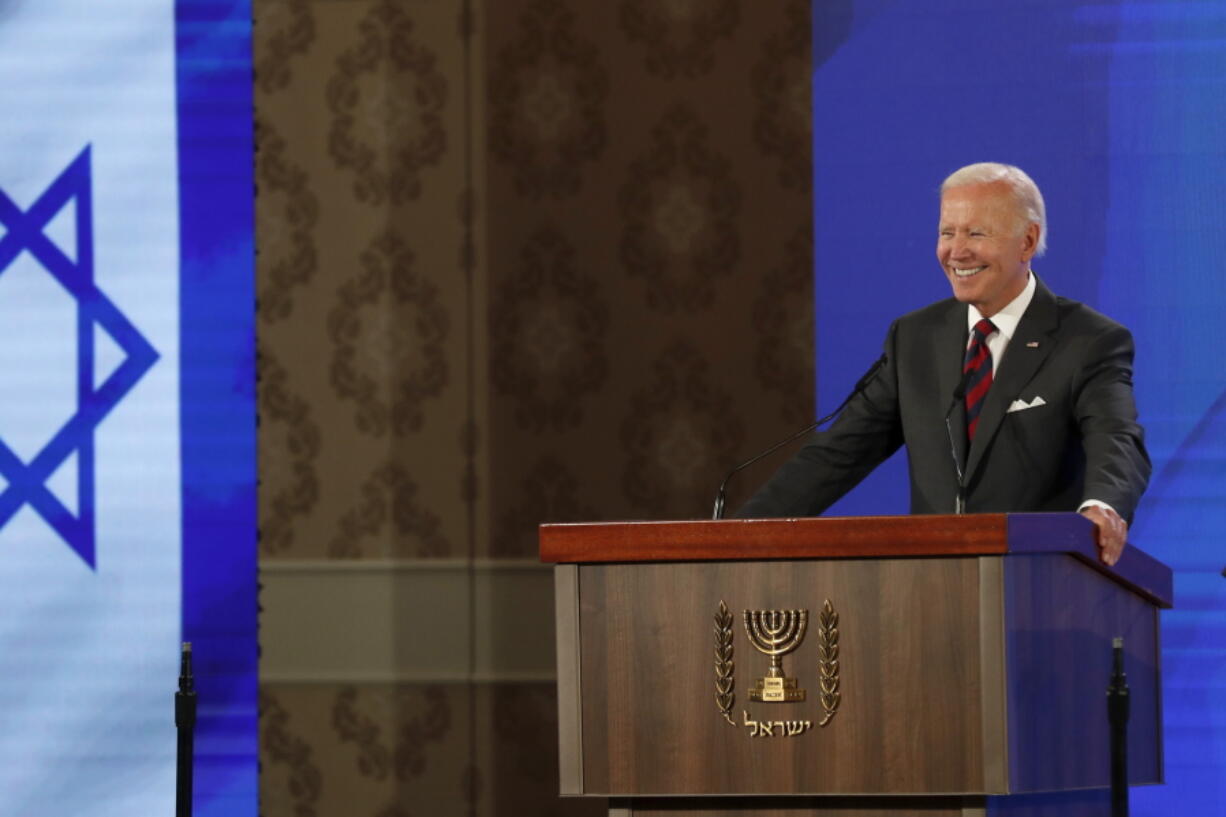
[964,277,1061,482]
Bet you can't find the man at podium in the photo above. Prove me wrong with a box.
[740,162,1150,568]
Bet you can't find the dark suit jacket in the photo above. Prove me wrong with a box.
[739,277,1151,522]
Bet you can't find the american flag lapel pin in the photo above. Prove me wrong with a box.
[1026,341,1040,348]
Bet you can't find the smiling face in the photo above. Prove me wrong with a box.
[937,181,1040,318]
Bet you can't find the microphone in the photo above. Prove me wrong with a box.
[945,366,973,514]
[711,354,888,519]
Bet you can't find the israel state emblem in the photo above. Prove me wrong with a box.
[714,599,841,735]
[745,608,808,702]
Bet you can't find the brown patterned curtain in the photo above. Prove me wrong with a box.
[256,1,813,814]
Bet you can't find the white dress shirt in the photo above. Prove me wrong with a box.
[965,269,1036,375]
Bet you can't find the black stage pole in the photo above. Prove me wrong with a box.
[1107,636,1130,817]
[176,642,197,817]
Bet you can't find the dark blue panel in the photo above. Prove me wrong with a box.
[176,0,257,813]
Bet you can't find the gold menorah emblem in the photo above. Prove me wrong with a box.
[744,608,808,702]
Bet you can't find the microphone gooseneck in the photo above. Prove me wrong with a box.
[711,354,888,519]
[945,366,974,514]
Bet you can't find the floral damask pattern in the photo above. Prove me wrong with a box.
[328,230,449,437]
[332,686,392,780]
[257,118,320,324]
[489,0,609,198]
[254,0,315,94]
[462,763,482,815]
[254,0,813,811]
[619,0,739,78]
[261,688,323,817]
[620,106,740,312]
[326,0,447,205]
[327,462,450,558]
[332,686,451,783]
[374,804,413,817]
[260,350,321,555]
[491,455,599,557]
[752,0,812,193]
[491,686,554,787]
[490,227,608,432]
[754,224,815,426]
[460,416,480,508]
[620,342,745,515]
[488,685,605,817]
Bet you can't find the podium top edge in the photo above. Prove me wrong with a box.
[537,512,1173,608]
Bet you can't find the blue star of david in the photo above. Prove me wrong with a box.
[0,146,158,568]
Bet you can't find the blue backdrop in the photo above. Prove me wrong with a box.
[811,2,1225,812]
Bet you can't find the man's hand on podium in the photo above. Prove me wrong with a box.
[1080,504,1127,567]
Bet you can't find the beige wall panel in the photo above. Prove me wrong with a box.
[261,559,556,683]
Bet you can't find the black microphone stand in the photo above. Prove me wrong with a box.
[712,354,887,519]
[176,642,197,817]
[1107,636,1130,817]
[712,419,825,519]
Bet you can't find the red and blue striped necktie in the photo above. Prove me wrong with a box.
[963,318,997,441]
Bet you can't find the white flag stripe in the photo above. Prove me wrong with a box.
[0,0,180,813]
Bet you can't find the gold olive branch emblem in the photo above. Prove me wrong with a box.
[713,600,736,725]
[714,598,841,730]
[817,599,840,726]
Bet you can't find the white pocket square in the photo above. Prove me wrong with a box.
[1007,396,1047,413]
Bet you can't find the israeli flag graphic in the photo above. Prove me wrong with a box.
[0,1,183,812]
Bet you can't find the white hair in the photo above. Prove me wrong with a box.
[941,162,1047,257]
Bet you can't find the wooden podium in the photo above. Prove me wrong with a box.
[540,513,1172,817]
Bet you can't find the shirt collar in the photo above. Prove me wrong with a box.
[967,271,1036,341]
